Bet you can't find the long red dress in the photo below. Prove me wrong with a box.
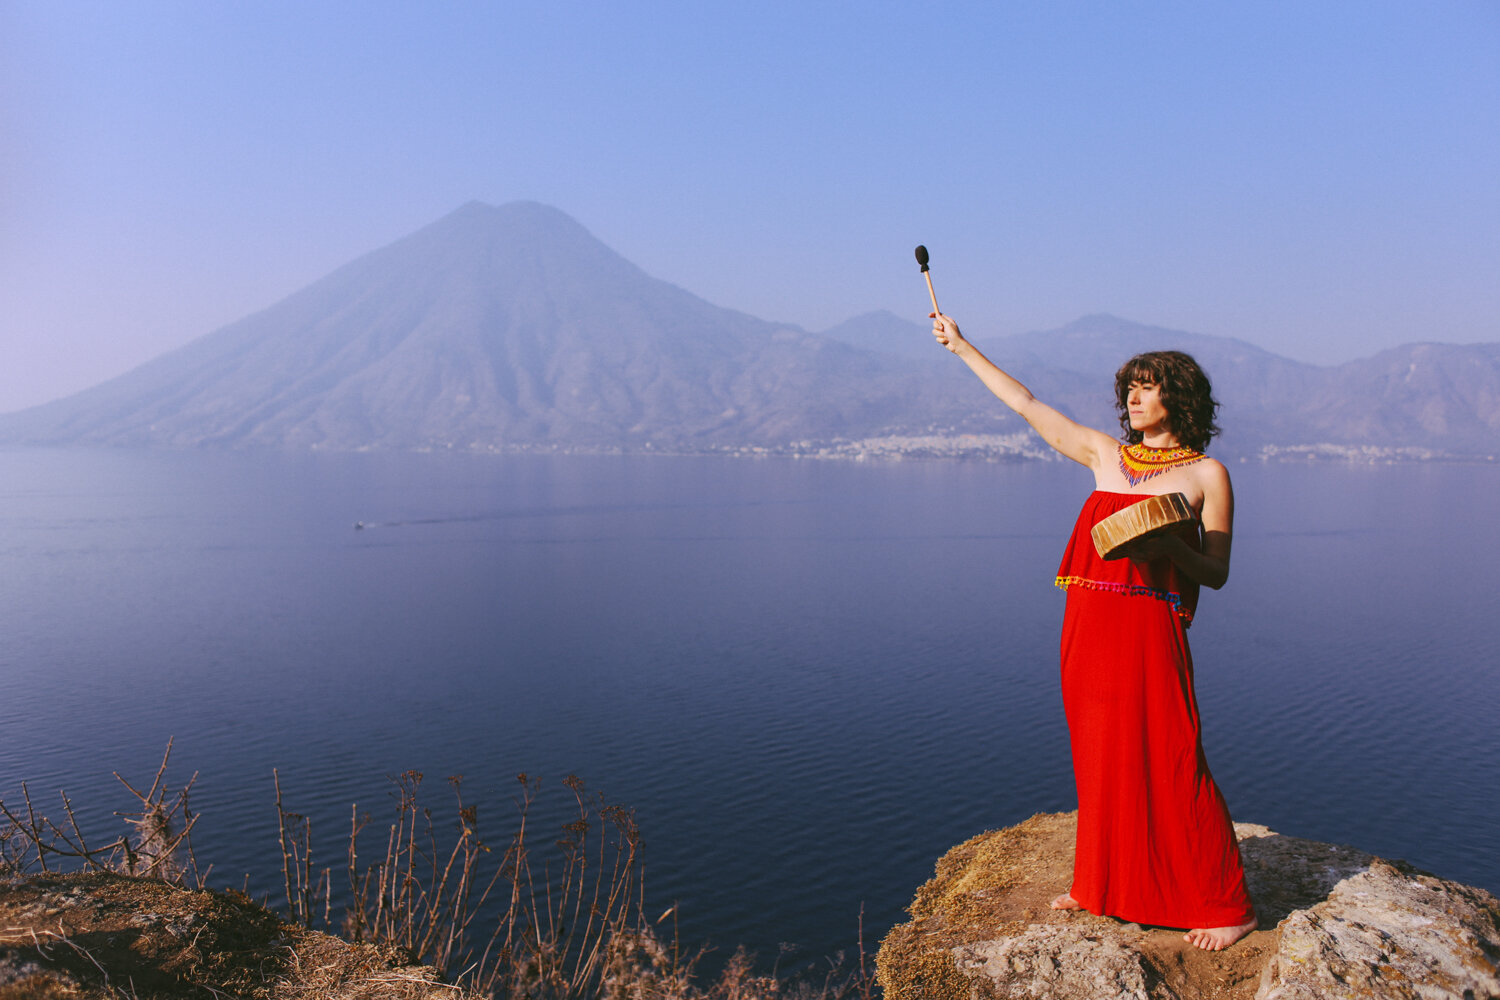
[1054,491,1255,929]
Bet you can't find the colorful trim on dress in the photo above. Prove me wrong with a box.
[1055,574,1195,624]
[1118,443,1204,487]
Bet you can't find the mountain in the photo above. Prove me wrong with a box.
[819,310,937,359]
[2,202,1497,459]
[828,311,1500,457]
[1308,342,1500,450]
[0,203,1007,451]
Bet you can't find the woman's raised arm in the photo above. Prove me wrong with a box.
[932,312,1116,469]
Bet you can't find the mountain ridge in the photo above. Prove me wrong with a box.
[824,311,1500,457]
[3,202,1497,460]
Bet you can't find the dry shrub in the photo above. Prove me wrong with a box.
[4,751,880,998]
[276,771,880,999]
[0,738,204,884]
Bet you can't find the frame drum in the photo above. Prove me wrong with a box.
[1092,492,1198,560]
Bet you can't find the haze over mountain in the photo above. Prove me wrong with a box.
[3,202,1497,460]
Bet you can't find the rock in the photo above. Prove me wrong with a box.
[0,870,478,999]
[876,811,1500,1000]
[1258,859,1500,1000]
[954,925,1157,999]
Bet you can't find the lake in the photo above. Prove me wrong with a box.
[2,448,1496,966]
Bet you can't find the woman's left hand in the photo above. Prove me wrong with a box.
[1124,534,1185,564]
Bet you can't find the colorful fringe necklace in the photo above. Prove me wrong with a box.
[1119,443,1204,486]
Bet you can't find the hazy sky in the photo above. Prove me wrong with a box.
[4,1,1498,412]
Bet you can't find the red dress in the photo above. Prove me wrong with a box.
[1054,491,1255,929]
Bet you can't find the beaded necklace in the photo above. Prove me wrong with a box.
[1119,442,1204,487]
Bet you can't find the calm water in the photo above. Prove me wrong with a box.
[2,449,1497,964]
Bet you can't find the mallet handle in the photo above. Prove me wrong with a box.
[923,271,940,315]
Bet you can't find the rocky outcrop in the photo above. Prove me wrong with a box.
[876,811,1500,1000]
[0,871,477,1000]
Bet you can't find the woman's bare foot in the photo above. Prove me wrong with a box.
[1184,918,1257,950]
[1049,893,1084,910]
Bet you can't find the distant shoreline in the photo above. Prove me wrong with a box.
[313,438,1499,465]
[4,437,1496,464]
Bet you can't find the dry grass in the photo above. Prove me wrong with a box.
[0,869,478,999]
[2,748,880,1000]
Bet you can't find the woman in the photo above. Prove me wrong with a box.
[931,312,1257,951]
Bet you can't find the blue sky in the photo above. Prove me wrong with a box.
[3,1,1498,411]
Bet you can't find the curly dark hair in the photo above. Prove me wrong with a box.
[1113,350,1221,452]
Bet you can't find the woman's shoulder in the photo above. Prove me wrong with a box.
[1191,454,1233,500]
[1196,453,1230,478]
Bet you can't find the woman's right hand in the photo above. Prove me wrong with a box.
[931,312,967,354]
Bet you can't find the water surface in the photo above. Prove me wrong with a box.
[2,449,1495,962]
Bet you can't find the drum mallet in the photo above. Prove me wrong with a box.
[914,245,939,315]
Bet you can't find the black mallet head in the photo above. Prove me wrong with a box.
[914,245,940,313]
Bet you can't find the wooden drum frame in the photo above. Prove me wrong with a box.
[1091,492,1198,560]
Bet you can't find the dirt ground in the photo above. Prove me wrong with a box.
[0,870,477,1000]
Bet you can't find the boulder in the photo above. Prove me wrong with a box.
[876,811,1500,1000]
